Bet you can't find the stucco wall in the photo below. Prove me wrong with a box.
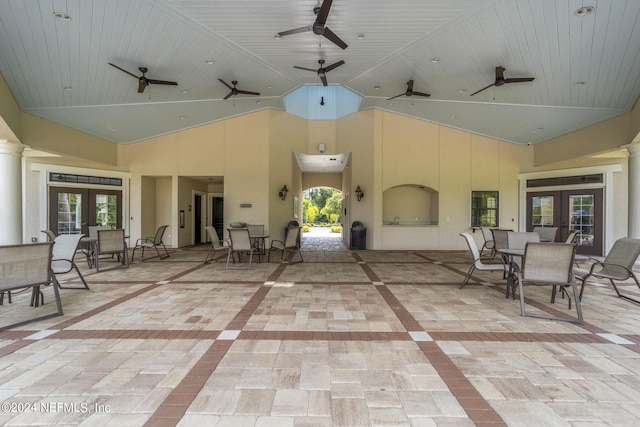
[17,105,632,251]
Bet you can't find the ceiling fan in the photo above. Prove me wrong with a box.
[108,63,177,93]
[277,0,348,50]
[294,59,345,86]
[218,79,260,100]
[470,66,535,96]
[387,80,431,100]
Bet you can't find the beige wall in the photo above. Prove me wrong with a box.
[16,102,636,251]
[0,72,22,143]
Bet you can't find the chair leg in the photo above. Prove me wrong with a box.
[460,265,475,289]
[226,250,233,269]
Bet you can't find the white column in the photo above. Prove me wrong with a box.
[627,143,640,239]
[0,140,25,244]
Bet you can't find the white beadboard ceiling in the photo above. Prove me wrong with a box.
[0,0,639,148]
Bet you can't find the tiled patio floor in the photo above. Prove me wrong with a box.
[1,233,640,426]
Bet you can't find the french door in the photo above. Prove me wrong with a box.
[526,189,603,256]
[49,187,122,235]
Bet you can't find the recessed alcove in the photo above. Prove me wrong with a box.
[383,184,439,225]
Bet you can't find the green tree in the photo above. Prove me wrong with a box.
[321,192,342,223]
[303,198,319,224]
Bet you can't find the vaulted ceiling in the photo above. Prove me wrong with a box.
[1,0,639,146]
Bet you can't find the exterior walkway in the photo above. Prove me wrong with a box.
[1,237,640,426]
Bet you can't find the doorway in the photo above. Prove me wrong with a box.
[194,194,202,244]
[49,186,122,235]
[526,189,603,256]
[212,197,224,240]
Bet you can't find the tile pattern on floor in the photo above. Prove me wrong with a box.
[1,233,640,426]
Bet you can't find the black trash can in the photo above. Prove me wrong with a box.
[350,221,366,250]
[285,220,301,247]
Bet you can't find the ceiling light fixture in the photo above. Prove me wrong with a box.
[373,85,381,90]
[356,34,365,40]
[576,81,586,85]
[430,57,440,63]
[574,6,594,16]
[178,115,186,120]
[205,60,215,65]
[63,86,73,91]
[180,89,189,94]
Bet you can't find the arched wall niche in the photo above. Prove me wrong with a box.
[383,184,439,225]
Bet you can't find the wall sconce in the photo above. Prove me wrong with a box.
[355,185,364,201]
[278,185,288,200]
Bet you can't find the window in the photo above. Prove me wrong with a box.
[471,191,499,227]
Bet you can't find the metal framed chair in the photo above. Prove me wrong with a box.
[517,242,583,324]
[226,228,256,270]
[52,233,89,290]
[573,237,640,303]
[459,232,506,289]
[96,229,129,272]
[0,242,63,330]
[132,225,170,261]
[479,227,495,255]
[533,226,559,242]
[204,226,230,263]
[268,226,303,264]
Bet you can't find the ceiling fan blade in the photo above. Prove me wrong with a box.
[315,0,333,26]
[387,93,405,101]
[323,60,345,73]
[147,79,178,86]
[294,66,318,72]
[237,90,260,96]
[108,63,139,79]
[470,83,496,96]
[278,26,311,37]
[412,91,431,98]
[504,77,535,83]
[320,74,328,87]
[218,79,233,90]
[137,81,148,93]
[322,27,348,49]
[223,91,234,100]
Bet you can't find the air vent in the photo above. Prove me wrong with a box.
[526,174,602,188]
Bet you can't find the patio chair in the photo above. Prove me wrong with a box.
[573,237,640,303]
[0,242,63,330]
[132,225,170,261]
[268,226,303,264]
[517,242,583,324]
[533,226,559,242]
[204,226,229,263]
[479,227,495,255]
[459,232,506,289]
[52,233,89,290]
[226,228,256,270]
[96,229,129,272]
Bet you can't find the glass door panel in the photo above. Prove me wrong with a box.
[50,187,88,235]
[569,194,595,247]
[91,190,121,229]
[531,195,555,227]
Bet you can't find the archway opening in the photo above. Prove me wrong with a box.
[302,187,344,243]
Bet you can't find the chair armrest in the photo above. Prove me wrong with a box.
[270,240,285,250]
[589,261,634,276]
